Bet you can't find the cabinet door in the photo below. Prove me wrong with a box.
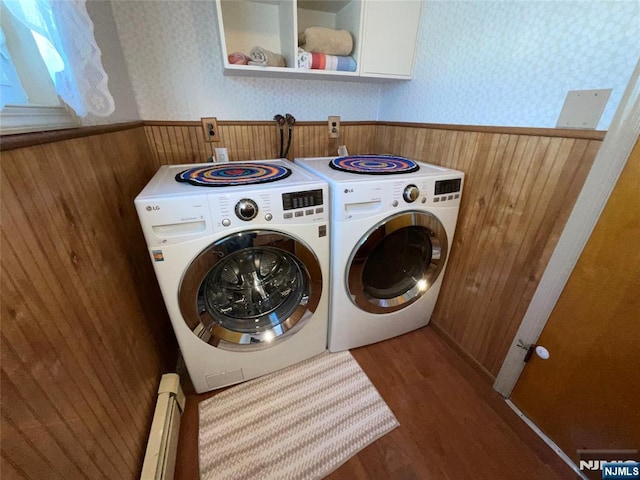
[359,0,422,78]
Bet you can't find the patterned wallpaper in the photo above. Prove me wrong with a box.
[379,1,640,129]
[110,0,381,121]
[111,0,639,128]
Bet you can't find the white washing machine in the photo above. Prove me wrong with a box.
[135,160,329,393]
[295,155,463,352]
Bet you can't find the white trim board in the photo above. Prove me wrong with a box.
[494,57,640,396]
[505,400,588,480]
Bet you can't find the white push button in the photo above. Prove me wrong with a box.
[222,218,231,227]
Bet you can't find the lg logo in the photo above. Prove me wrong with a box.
[146,205,160,211]
[344,188,353,194]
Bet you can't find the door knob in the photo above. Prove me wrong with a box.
[517,339,550,362]
[534,345,550,360]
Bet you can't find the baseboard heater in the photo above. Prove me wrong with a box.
[141,373,186,480]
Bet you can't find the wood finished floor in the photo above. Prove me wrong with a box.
[174,327,573,479]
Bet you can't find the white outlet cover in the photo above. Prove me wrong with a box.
[215,147,229,163]
[556,89,612,129]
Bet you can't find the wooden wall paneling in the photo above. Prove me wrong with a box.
[374,125,601,378]
[173,126,187,162]
[190,125,208,162]
[223,124,239,160]
[242,125,253,159]
[238,125,249,160]
[144,122,378,165]
[459,135,558,360]
[1,253,135,477]
[143,125,160,166]
[482,139,601,372]
[292,124,321,159]
[1,127,175,478]
[1,410,65,479]
[255,124,268,159]
[2,147,142,470]
[139,120,602,381]
[422,131,505,340]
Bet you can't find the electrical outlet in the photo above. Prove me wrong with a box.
[201,117,220,142]
[328,115,340,138]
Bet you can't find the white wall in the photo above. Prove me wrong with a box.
[110,0,381,121]
[379,1,640,129]
[108,0,639,129]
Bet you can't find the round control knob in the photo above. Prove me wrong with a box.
[392,200,399,207]
[403,184,420,203]
[221,218,231,227]
[265,213,273,221]
[235,199,258,221]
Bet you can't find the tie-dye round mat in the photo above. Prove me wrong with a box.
[329,155,420,175]
[175,163,291,187]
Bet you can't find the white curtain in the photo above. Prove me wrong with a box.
[4,0,115,117]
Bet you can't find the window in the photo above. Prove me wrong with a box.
[0,0,114,134]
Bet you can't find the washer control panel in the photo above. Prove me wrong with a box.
[211,186,327,229]
[282,189,323,211]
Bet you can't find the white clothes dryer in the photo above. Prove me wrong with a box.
[135,160,329,392]
[295,156,463,352]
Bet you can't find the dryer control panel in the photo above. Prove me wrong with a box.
[333,175,464,222]
[433,177,463,205]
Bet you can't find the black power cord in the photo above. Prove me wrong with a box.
[283,113,296,158]
[273,114,286,158]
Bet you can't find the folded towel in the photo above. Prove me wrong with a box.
[297,48,356,72]
[248,46,286,67]
[297,48,313,69]
[228,52,249,65]
[303,26,353,56]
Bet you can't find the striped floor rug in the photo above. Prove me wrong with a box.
[198,350,399,480]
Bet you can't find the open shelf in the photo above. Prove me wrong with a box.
[216,0,421,81]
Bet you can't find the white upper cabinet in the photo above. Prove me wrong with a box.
[359,0,422,78]
[215,0,421,81]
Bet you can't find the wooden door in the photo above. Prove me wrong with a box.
[510,137,640,459]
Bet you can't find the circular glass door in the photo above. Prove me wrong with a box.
[178,230,322,350]
[347,211,448,313]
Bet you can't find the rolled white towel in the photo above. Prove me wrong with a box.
[248,46,286,67]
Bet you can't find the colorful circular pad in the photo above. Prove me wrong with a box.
[175,163,291,187]
[329,155,419,175]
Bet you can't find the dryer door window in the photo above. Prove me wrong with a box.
[178,230,322,351]
[347,211,448,313]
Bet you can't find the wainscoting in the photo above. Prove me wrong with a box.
[0,120,603,478]
[1,125,175,478]
[144,121,377,165]
[144,120,604,379]
[373,123,603,377]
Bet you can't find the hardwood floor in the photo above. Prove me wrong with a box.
[174,327,573,479]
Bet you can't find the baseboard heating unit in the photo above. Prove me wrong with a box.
[141,373,186,480]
